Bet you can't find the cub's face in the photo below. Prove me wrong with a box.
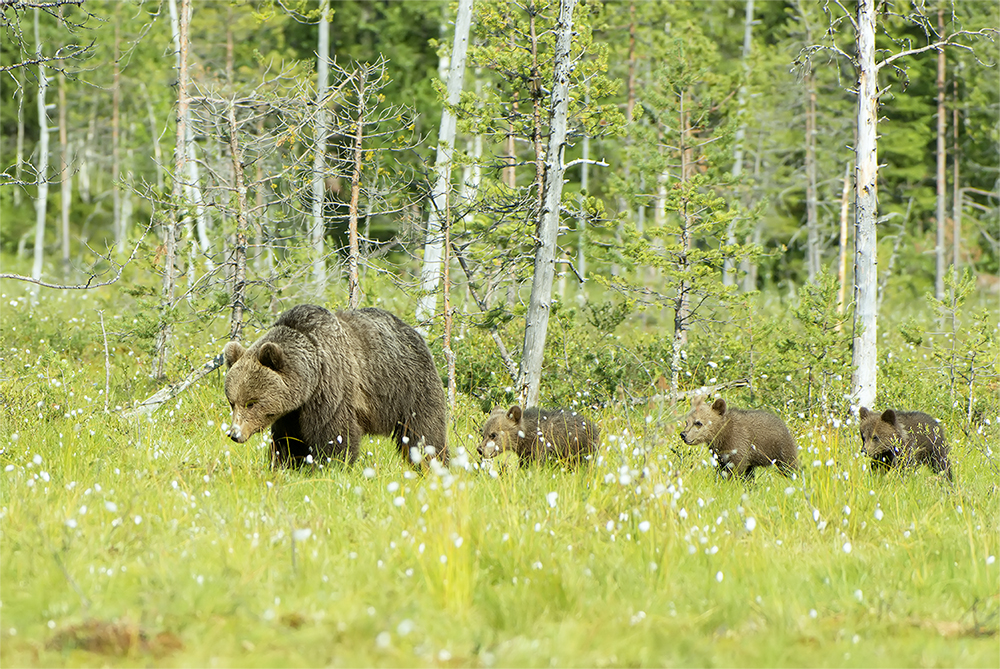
[224,341,291,443]
[858,407,903,468]
[680,397,725,446]
[478,406,522,458]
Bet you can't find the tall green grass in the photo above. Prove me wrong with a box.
[1,289,997,667]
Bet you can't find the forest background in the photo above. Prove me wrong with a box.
[0,0,999,666]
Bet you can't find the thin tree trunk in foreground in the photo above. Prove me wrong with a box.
[58,41,71,274]
[851,0,878,409]
[227,101,249,341]
[517,0,577,408]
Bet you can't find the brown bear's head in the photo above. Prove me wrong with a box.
[858,407,906,468]
[478,405,523,459]
[680,395,726,446]
[223,340,293,444]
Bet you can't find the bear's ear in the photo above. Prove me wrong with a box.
[507,405,523,423]
[711,398,727,415]
[859,407,871,420]
[257,342,285,372]
[224,341,245,369]
[880,409,896,425]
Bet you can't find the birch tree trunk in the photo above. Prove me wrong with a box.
[112,7,123,253]
[415,0,474,328]
[311,0,330,296]
[156,0,189,379]
[804,68,820,281]
[30,8,50,304]
[517,0,576,408]
[851,0,879,409]
[58,48,71,274]
[836,160,851,315]
[934,5,947,300]
[15,62,25,208]
[724,0,753,287]
[952,73,961,271]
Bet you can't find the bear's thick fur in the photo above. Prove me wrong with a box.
[224,304,448,466]
[478,405,599,466]
[858,407,951,480]
[680,395,798,479]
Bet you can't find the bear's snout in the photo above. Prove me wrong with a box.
[479,440,497,458]
[228,425,245,443]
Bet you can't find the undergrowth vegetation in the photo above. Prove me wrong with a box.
[1,282,998,667]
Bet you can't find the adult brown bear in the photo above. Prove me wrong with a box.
[223,305,448,467]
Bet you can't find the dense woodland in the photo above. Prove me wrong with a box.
[0,0,997,417]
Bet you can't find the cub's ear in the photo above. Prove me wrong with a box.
[507,405,523,423]
[257,342,285,372]
[711,398,727,415]
[880,409,896,425]
[224,341,245,369]
[858,407,871,420]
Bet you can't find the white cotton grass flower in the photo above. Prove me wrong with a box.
[546,491,558,508]
[292,528,312,542]
[745,517,757,532]
[874,508,884,521]
[638,521,651,533]
[843,541,852,554]
[375,631,391,649]
[716,571,724,583]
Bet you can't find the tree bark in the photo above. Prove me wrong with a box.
[31,7,50,303]
[112,6,123,253]
[836,160,851,316]
[517,0,577,408]
[952,72,961,271]
[347,66,368,310]
[934,5,947,300]
[227,101,248,341]
[804,67,820,281]
[15,59,25,208]
[58,36,71,274]
[725,0,754,287]
[157,0,189,379]
[415,0,474,327]
[851,0,879,409]
[311,0,330,296]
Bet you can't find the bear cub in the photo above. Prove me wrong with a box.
[478,405,600,466]
[224,304,448,467]
[680,395,798,479]
[858,407,951,480]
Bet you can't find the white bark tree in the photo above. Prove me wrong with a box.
[30,7,50,304]
[846,0,994,409]
[311,0,331,296]
[516,0,577,408]
[934,5,947,301]
[724,0,753,287]
[415,0,474,329]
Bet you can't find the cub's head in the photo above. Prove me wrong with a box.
[223,340,292,443]
[858,407,904,468]
[680,395,726,446]
[478,405,523,459]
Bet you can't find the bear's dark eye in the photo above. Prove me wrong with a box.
[694,421,703,428]
[490,432,497,440]
[246,401,256,410]
[871,435,879,442]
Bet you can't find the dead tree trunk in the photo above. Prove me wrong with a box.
[227,100,249,341]
[311,0,330,296]
[851,0,879,409]
[415,0,474,327]
[934,5,947,300]
[517,0,577,407]
[30,8,50,304]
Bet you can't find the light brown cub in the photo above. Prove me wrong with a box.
[680,395,798,479]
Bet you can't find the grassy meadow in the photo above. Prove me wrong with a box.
[1,287,998,668]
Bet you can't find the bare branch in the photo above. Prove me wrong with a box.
[878,29,997,70]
